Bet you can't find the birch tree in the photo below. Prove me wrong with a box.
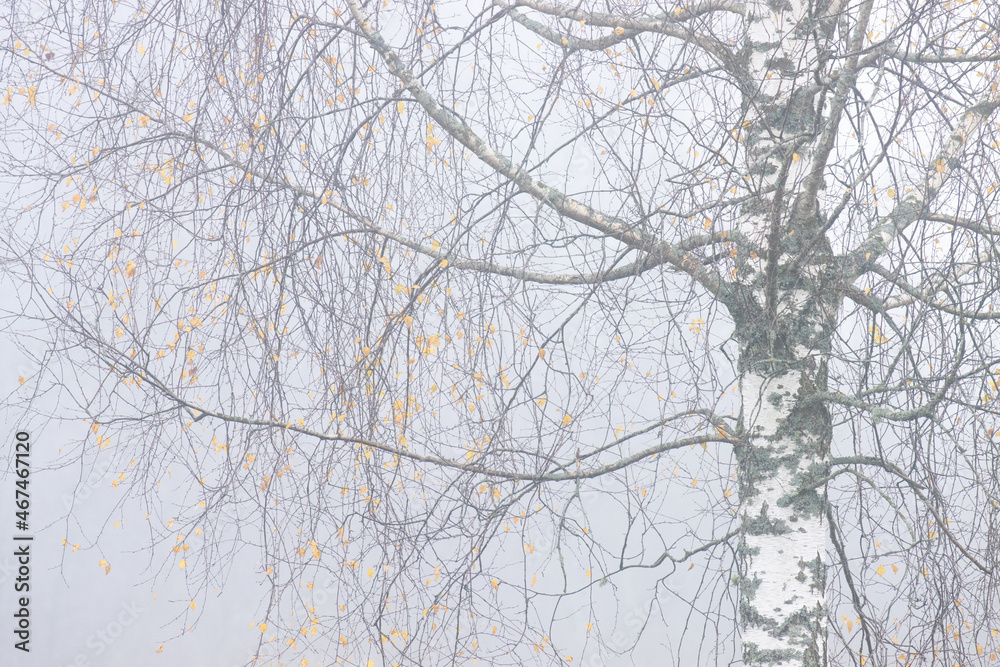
[4,0,1000,665]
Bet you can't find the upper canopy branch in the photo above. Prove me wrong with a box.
[495,0,743,74]
[150,127,736,287]
[872,260,1000,317]
[328,197,735,286]
[845,257,1000,321]
[862,48,1000,67]
[501,0,746,26]
[923,212,1000,238]
[842,95,1000,280]
[500,3,641,52]
[345,0,726,296]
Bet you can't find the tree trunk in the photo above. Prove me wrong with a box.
[733,0,847,664]
[734,299,837,666]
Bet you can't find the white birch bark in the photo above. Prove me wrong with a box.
[734,1,840,665]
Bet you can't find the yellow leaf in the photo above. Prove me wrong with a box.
[887,188,896,198]
[137,115,149,127]
[397,102,405,113]
[876,564,886,577]
[869,326,889,344]
[179,560,187,569]
[614,26,624,35]
[259,623,268,633]
[562,414,573,426]
[190,601,197,610]
[183,113,195,123]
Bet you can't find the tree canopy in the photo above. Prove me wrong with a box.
[4,0,1000,665]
